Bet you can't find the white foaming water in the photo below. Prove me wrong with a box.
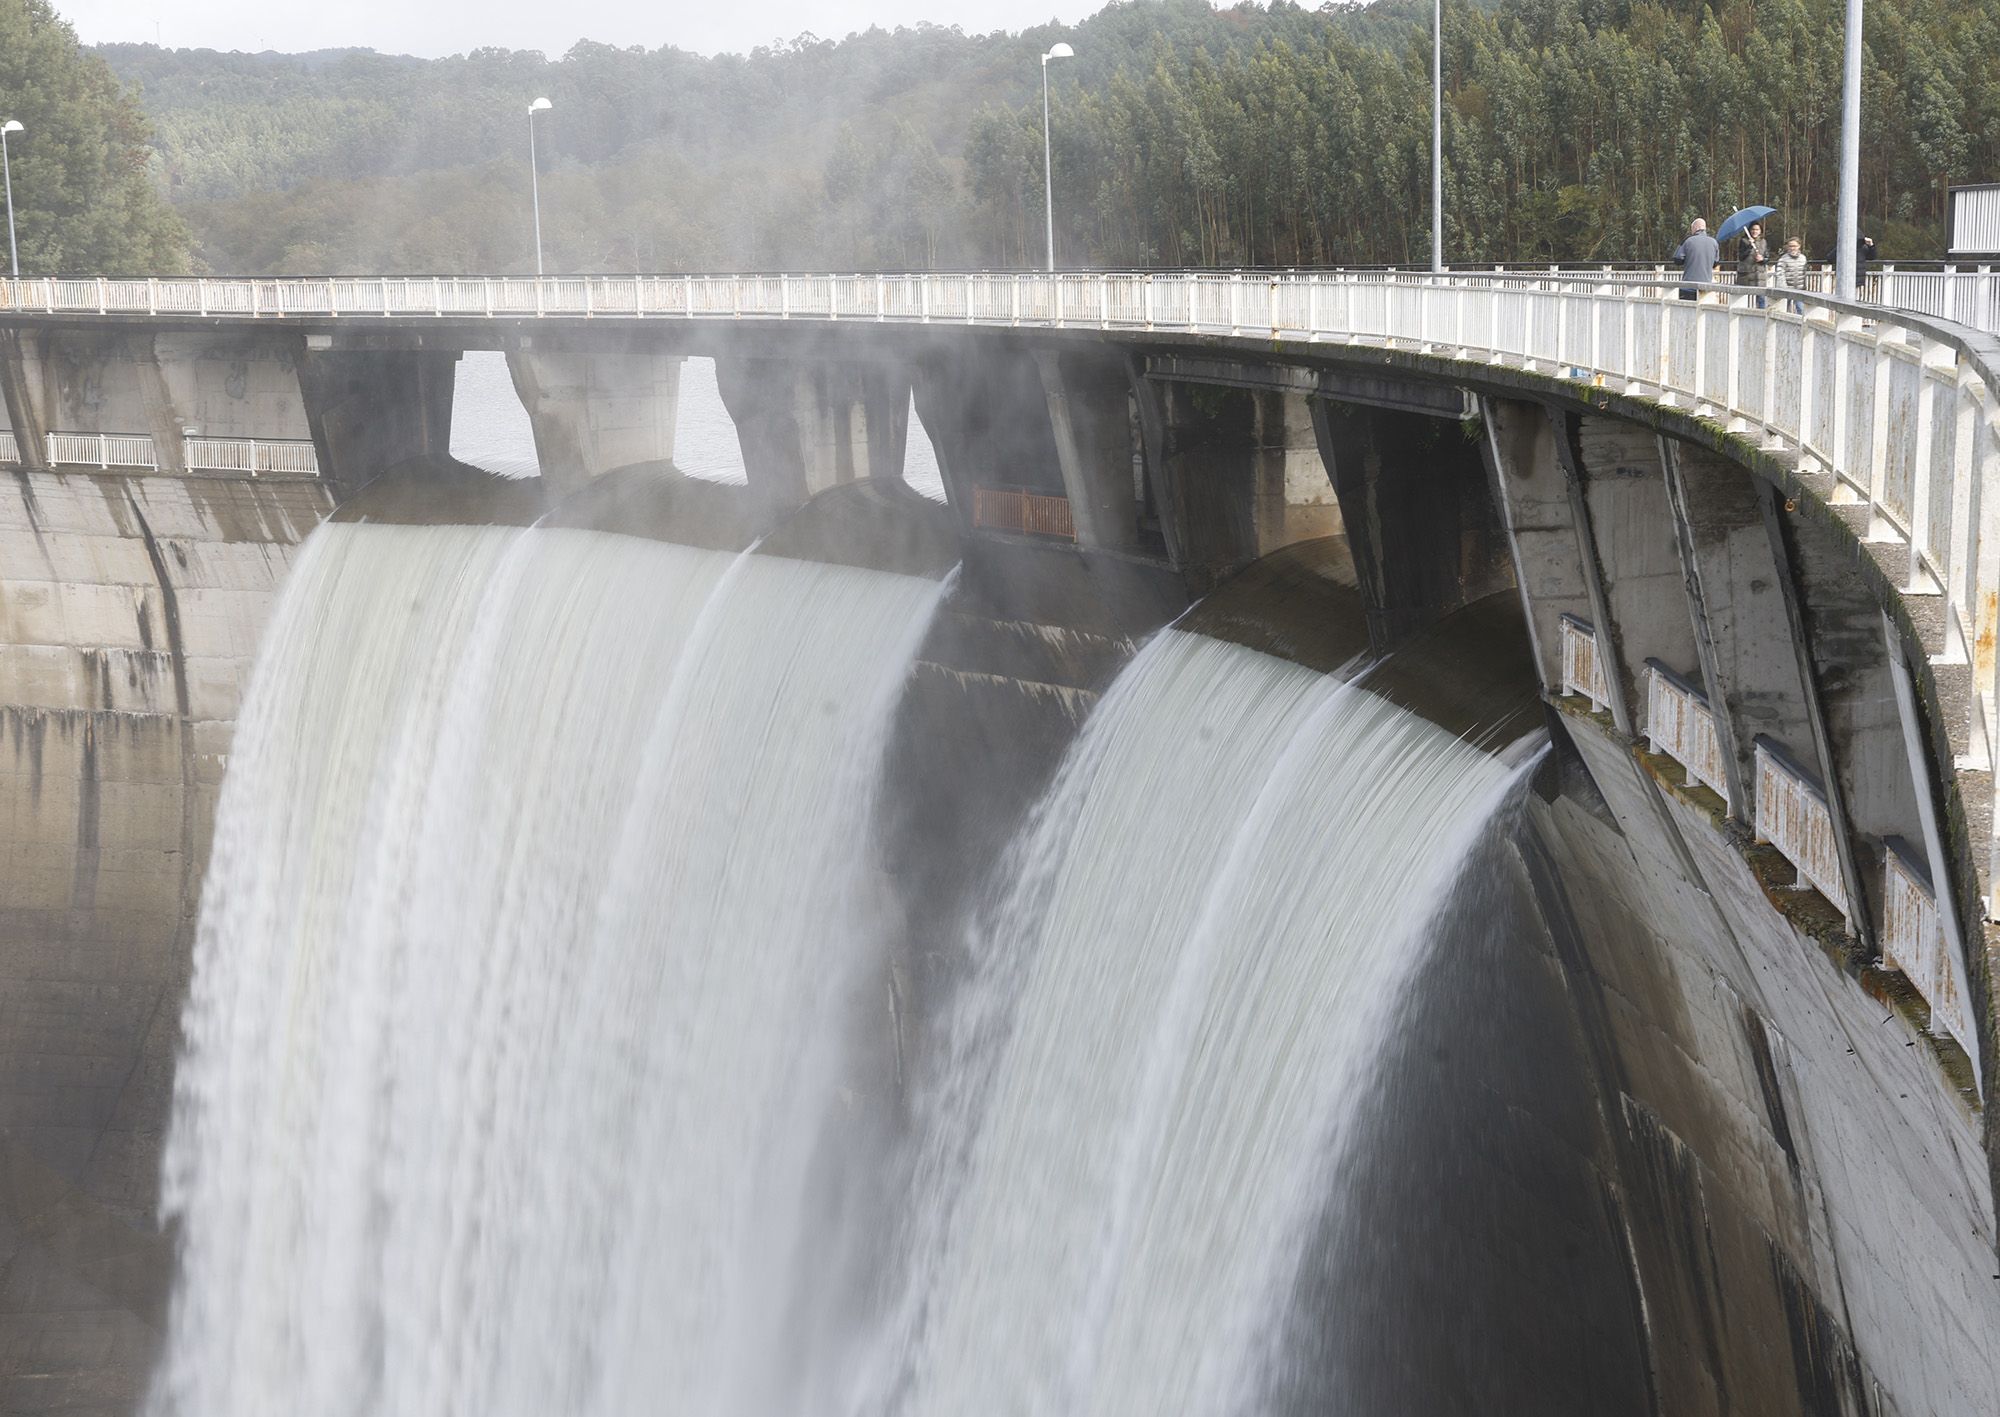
[149,521,942,1417]
[873,628,1530,1417]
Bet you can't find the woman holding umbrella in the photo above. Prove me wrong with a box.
[1719,205,1777,307]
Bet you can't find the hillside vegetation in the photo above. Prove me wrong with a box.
[85,0,2000,274]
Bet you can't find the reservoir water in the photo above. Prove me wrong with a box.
[448,350,947,499]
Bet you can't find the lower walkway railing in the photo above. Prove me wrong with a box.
[0,430,319,475]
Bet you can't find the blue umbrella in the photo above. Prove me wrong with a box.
[1716,206,1777,244]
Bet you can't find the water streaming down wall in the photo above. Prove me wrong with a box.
[147,520,944,1417]
[873,628,1536,1417]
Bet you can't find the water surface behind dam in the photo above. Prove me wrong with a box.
[148,519,1545,1414]
[449,350,947,498]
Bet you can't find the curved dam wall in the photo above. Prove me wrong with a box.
[0,467,332,1401]
[0,309,1989,1413]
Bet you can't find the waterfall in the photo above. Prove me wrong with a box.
[873,627,1535,1417]
[151,515,1535,1415]
[149,521,943,1417]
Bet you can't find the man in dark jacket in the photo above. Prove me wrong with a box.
[1821,233,1878,271]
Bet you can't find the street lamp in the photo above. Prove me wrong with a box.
[1,120,21,280]
[528,97,552,276]
[1431,0,1444,273]
[1834,0,1863,300]
[1041,42,1073,273]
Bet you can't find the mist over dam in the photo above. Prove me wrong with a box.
[0,269,1994,1414]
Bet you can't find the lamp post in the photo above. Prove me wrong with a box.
[1834,0,1863,300]
[1041,42,1073,273]
[528,97,552,276]
[1431,0,1444,273]
[1,120,21,280]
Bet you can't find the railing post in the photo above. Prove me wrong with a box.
[583,278,593,318]
[535,277,546,319]
[197,278,208,318]
[1011,275,1021,326]
[1229,273,1241,335]
[1100,276,1110,329]
[1761,301,1780,438]
[484,278,493,318]
[1798,321,1818,465]
[1831,317,1854,482]
[97,433,108,470]
[1907,347,1942,587]
[96,277,107,315]
[1867,329,1895,533]
[1725,297,1742,414]
[1691,299,1710,409]
[248,437,258,477]
[147,277,157,316]
[876,275,885,321]
[433,276,443,316]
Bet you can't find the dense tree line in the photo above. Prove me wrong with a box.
[82,0,2000,275]
[0,0,186,273]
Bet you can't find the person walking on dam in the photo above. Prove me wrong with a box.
[1674,218,1719,300]
[1735,220,1770,307]
[1775,237,1808,312]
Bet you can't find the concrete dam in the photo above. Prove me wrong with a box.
[0,270,1994,1414]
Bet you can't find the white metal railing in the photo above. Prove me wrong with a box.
[183,436,319,476]
[1644,661,1730,799]
[0,429,15,465]
[30,430,316,475]
[1559,614,1613,711]
[7,264,1993,330]
[46,430,155,470]
[1882,844,1980,1062]
[1754,737,1853,926]
[4,267,2000,903]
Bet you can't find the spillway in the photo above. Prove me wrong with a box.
[148,522,944,1417]
[869,629,1536,1415]
[145,517,1550,1415]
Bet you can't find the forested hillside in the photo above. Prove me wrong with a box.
[0,0,186,273]
[91,0,2000,275]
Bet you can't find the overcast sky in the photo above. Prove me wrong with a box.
[62,1,1110,58]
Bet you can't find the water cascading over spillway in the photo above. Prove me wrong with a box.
[149,521,944,1417]
[872,627,1535,1416]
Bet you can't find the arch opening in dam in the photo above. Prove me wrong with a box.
[0,273,1994,1413]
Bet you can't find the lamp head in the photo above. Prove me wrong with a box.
[1043,42,1074,63]
[528,97,552,115]
[1,121,21,135]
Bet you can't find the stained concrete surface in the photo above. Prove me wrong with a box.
[0,467,333,1414]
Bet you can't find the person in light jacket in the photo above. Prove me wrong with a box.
[1774,237,1808,313]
